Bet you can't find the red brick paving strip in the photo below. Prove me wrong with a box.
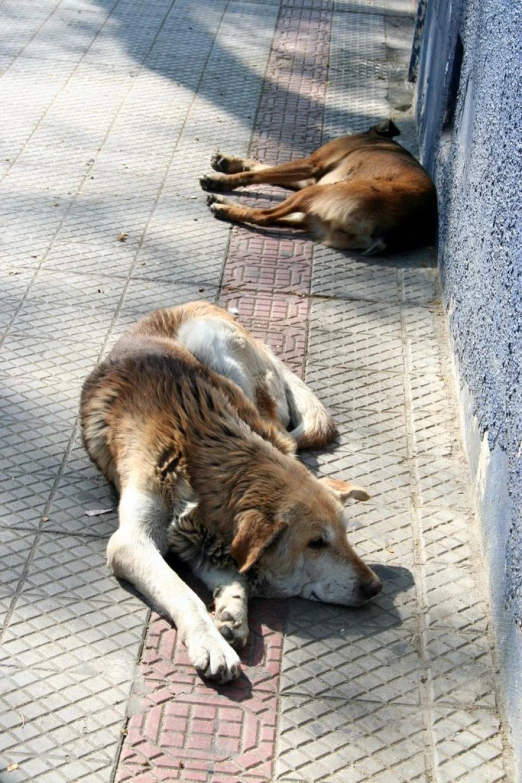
[116,3,332,781]
[117,589,285,783]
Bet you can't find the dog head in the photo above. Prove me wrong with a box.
[231,469,382,606]
[371,119,401,138]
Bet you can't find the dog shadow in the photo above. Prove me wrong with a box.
[285,563,415,638]
[217,210,436,270]
[225,562,415,702]
[116,557,413,702]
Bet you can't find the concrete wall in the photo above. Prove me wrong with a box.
[414,0,522,775]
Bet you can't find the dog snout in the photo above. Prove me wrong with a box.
[360,578,383,600]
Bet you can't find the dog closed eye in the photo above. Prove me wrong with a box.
[308,537,328,549]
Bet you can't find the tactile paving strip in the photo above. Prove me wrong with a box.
[116,592,285,783]
[219,0,333,383]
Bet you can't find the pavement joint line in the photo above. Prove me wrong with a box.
[108,617,151,783]
[400,300,436,779]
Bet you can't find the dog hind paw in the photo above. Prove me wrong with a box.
[200,173,224,192]
[209,202,232,222]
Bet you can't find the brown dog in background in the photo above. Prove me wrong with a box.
[200,120,437,254]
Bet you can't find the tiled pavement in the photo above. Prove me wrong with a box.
[0,0,514,781]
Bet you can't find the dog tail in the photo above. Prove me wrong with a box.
[276,361,337,450]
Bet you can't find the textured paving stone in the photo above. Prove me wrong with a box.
[1,334,101,379]
[40,443,119,538]
[281,619,423,704]
[423,562,489,634]
[309,328,406,374]
[0,399,78,531]
[415,455,472,509]
[323,9,388,139]
[116,280,219,331]
[0,0,513,780]
[418,505,473,565]
[309,296,403,336]
[323,401,410,456]
[346,502,416,565]
[431,707,506,783]
[16,533,135,603]
[312,249,401,302]
[302,447,413,507]
[220,290,310,330]
[116,596,285,783]
[0,527,35,596]
[276,695,427,783]
[223,237,313,297]
[8,270,124,343]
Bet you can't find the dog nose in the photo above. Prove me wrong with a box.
[360,578,383,599]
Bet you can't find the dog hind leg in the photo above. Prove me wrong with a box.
[210,154,316,191]
[206,190,312,228]
[108,484,241,682]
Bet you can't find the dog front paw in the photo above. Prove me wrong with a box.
[213,586,249,650]
[186,624,242,683]
[211,152,231,172]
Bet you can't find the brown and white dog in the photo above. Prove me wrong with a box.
[80,301,382,683]
[200,120,437,254]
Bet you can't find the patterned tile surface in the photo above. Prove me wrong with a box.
[116,595,285,783]
[0,0,513,781]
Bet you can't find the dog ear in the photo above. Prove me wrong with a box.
[373,119,401,138]
[318,477,371,503]
[231,510,287,574]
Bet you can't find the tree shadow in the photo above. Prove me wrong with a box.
[81,0,390,146]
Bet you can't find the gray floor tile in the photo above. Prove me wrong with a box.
[276,696,427,783]
[0,0,512,779]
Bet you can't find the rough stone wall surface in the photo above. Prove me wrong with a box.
[416,0,522,773]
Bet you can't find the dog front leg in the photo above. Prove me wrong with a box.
[108,487,241,682]
[200,157,317,192]
[210,152,269,175]
[193,564,250,651]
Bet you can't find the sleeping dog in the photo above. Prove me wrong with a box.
[200,120,437,254]
[81,302,381,683]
